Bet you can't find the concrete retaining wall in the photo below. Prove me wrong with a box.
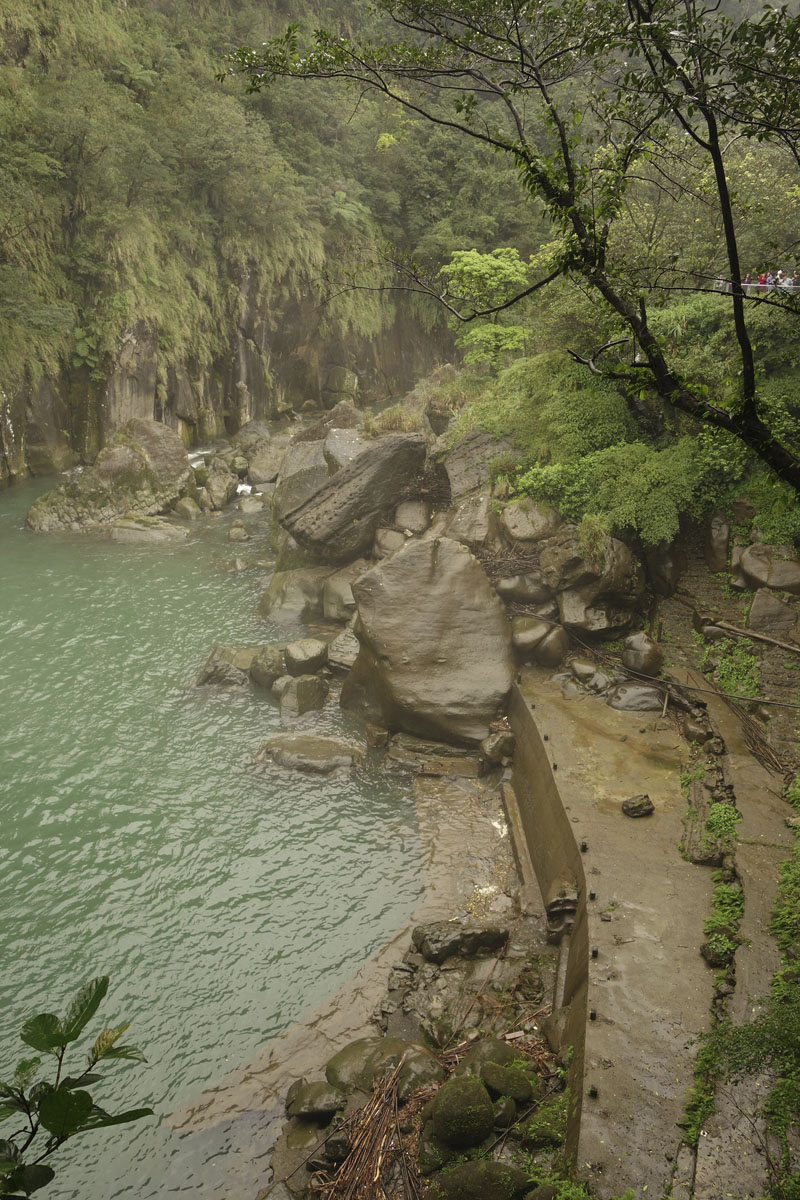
[508,684,588,1167]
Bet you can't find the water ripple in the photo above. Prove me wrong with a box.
[0,481,421,1198]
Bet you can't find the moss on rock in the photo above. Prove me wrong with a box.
[431,1076,495,1148]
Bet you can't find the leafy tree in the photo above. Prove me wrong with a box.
[227,0,800,492]
[0,977,151,1198]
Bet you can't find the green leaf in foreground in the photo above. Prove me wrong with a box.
[60,978,109,1045]
[80,1107,154,1131]
[19,1017,62,1056]
[36,1090,93,1139]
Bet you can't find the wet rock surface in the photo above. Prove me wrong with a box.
[253,735,365,774]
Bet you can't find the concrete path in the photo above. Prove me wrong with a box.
[517,669,712,1200]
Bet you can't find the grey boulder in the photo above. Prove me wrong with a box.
[279,675,329,718]
[258,567,336,624]
[740,543,800,595]
[280,432,428,563]
[341,538,514,745]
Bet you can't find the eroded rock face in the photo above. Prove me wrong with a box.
[281,433,428,563]
[341,538,514,745]
[26,419,192,532]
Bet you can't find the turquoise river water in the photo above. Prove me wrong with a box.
[0,479,422,1198]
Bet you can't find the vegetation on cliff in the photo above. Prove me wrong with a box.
[229,0,800,535]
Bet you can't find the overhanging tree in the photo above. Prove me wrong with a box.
[227,0,800,492]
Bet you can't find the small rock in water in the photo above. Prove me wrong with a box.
[622,794,655,818]
[228,520,249,542]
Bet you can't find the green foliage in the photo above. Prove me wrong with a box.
[703,881,744,962]
[786,776,800,811]
[680,1039,717,1147]
[518,437,708,547]
[680,763,707,794]
[456,351,635,462]
[0,977,151,1197]
[705,803,743,842]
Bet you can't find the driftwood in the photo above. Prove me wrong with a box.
[715,618,800,657]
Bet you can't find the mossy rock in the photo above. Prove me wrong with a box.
[325,1036,444,1099]
[424,1159,530,1200]
[286,1080,346,1119]
[519,1094,567,1150]
[431,1076,494,1148]
[493,1096,518,1129]
[454,1038,527,1077]
[417,1121,458,1176]
[481,1061,533,1104]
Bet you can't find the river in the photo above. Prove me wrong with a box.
[0,479,422,1198]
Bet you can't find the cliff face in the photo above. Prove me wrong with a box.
[0,292,447,488]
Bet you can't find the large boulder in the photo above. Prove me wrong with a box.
[539,527,644,633]
[204,458,240,510]
[325,1037,444,1100]
[422,1161,530,1200]
[271,439,330,522]
[247,436,289,485]
[26,419,192,532]
[107,515,189,545]
[747,588,798,639]
[445,494,502,551]
[341,538,514,745]
[323,428,370,472]
[323,560,370,622]
[443,429,517,499]
[280,433,428,563]
[740,543,800,595]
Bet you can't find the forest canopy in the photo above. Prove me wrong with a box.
[229,0,800,499]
